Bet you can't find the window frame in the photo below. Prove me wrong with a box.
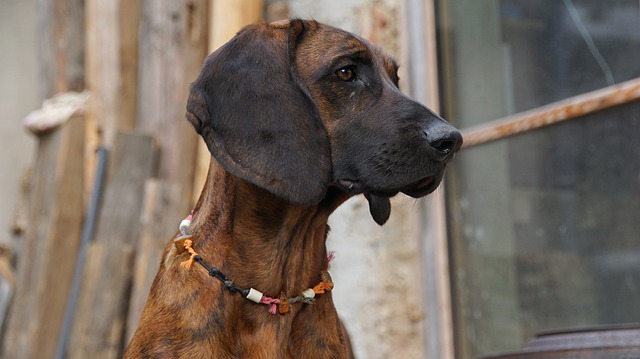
[412,0,640,357]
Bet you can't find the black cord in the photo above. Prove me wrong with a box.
[193,255,250,297]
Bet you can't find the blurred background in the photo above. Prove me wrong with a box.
[1,0,639,358]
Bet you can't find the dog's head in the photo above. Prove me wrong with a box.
[187,19,462,225]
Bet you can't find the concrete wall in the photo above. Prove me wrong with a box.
[0,0,37,246]
[286,1,428,357]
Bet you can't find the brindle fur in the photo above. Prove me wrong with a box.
[125,19,461,358]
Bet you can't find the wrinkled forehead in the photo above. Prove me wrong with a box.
[295,23,399,80]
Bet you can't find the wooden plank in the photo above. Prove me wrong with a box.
[266,1,289,22]
[210,0,264,50]
[0,254,14,336]
[125,180,189,342]
[85,0,142,147]
[192,0,264,204]
[1,167,32,339]
[137,0,209,207]
[1,114,85,359]
[123,0,211,348]
[461,77,640,149]
[84,0,142,204]
[2,1,85,355]
[35,0,85,99]
[67,132,158,359]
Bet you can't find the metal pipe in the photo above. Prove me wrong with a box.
[461,77,640,149]
[54,146,109,359]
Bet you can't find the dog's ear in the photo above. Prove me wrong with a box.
[186,20,331,206]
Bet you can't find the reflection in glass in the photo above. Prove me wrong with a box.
[437,1,640,358]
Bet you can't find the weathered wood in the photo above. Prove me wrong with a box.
[85,0,142,147]
[125,180,189,342]
[84,0,142,205]
[67,132,158,359]
[0,246,15,342]
[123,0,211,348]
[35,0,85,100]
[1,114,85,359]
[266,1,289,22]
[1,168,32,341]
[2,2,85,355]
[137,0,209,207]
[210,0,264,50]
[193,0,264,204]
[461,77,640,148]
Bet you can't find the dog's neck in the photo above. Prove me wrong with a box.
[188,160,349,298]
[126,160,355,357]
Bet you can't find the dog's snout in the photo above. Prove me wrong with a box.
[425,125,463,161]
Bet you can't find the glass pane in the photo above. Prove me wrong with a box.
[437,1,640,358]
[438,0,640,128]
[447,102,640,359]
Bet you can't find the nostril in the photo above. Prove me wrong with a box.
[425,129,463,159]
[431,139,454,154]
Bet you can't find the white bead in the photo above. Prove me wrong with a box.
[179,219,191,235]
[302,288,315,299]
[246,288,264,303]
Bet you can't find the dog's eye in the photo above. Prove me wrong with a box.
[336,66,357,82]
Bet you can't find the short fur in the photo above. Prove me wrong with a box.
[125,19,461,358]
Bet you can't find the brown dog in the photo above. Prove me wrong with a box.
[125,19,461,358]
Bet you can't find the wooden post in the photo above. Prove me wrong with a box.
[137,0,209,206]
[67,132,158,359]
[1,1,85,356]
[125,180,190,342]
[0,249,14,337]
[84,0,142,205]
[1,115,86,359]
[85,0,142,147]
[124,0,210,347]
[192,0,264,204]
[35,0,85,100]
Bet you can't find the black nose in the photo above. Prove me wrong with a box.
[425,124,463,161]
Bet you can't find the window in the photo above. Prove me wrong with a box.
[436,1,640,358]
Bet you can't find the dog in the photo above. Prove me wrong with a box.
[125,19,462,358]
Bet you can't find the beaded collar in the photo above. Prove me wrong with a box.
[174,213,334,315]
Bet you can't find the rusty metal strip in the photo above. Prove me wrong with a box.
[460,77,640,149]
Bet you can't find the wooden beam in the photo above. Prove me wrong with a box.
[125,180,189,342]
[85,0,142,147]
[461,77,640,149]
[122,0,210,349]
[35,0,85,100]
[0,250,14,338]
[84,0,142,211]
[210,0,264,50]
[192,0,264,204]
[1,1,85,356]
[1,115,85,359]
[137,0,209,206]
[67,132,158,359]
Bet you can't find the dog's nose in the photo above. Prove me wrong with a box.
[425,124,463,162]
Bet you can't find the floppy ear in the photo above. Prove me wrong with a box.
[186,20,331,206]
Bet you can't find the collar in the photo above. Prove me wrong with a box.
[174,212,334,315]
